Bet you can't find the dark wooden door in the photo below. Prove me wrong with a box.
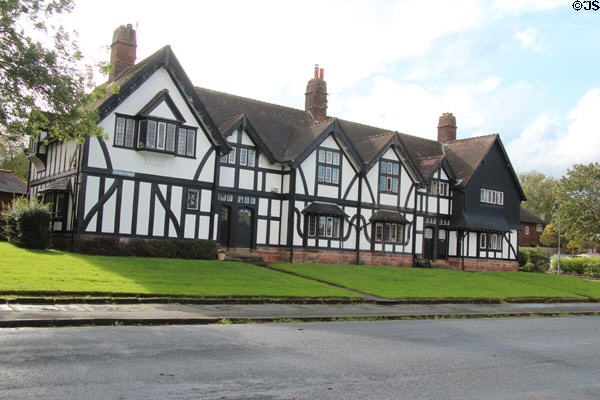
[232,207,253,248]
[217,206,231,247]
[423,227,434,260]
[437,229,447,259]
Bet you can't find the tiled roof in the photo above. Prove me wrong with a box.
[443,135,498,187]
[0,170,27,194]
[96,47,518,188]
[520,207,546,224]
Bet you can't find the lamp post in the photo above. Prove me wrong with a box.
[554,202,561,275]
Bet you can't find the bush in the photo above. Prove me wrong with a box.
[70,236,218,260]
[518,248,549,272]
[1,197,52,249]
[552,256,600,275]
[518,250,528,268]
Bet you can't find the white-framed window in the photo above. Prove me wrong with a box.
[525,226,530,235]
[480,188,504,205]
[114,116,136,149]
[307,215,341,238]
[186,189,199,210]
[156,122,166,150]
[480,233,487,249]
[228,147,236,164]
[375,222,404,243]
[240,148,247,166]
[536,223,543,232]
[317,148,341,185]
[247,149,255,167]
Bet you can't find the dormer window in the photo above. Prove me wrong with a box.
[114,114,197,158]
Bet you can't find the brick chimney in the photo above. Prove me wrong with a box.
[109,24,137,82]
[437,112,457,143]
[305,64,328,122]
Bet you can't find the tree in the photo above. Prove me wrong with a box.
[0,0,105,144]
[539,223,559,247]
[0,134,29,180]
[554,162,600,249]
[519,171,558,222]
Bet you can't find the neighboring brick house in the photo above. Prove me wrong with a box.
[0,169,27,212]
[519,207,546,246]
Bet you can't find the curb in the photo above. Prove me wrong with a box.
[1,311,598,328]
[3,296,600,305]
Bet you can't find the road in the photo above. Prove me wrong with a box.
[1,317,599,399]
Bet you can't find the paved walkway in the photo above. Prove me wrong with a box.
[1,301,600,327]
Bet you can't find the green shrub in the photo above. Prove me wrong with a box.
[1,197,52,249]
[551,257,600,275]
[528,252,550,272]
[70,236,218,260]
[518,250,528,267]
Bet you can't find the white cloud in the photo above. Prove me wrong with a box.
[515,27,542,52]
[507,88,600,176]
[481,76,502,92]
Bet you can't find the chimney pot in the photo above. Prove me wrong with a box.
[305,65,328,122]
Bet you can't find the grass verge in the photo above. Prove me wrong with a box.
[270,263,600,299]
[0,243,355,298]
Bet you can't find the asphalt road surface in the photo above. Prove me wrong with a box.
[1,317,599,399]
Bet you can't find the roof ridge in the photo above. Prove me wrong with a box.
[295,117,335,130]
[445,133,498,144]
[194,86,311,116]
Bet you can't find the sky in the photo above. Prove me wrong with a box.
[55,0,600,177]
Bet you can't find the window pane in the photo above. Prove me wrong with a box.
[380,162,386,173]
[318,166,324,182]
[384,223,391,242]
[146,120,157,149]
[325,167,332,183]
[332,152,340,166]
[187,189,199,210]
[318,216,326,236]
[391,224,397,242]
[318,150,325,163]
[326,151,333,164]
[114,117,125,146]
[480,233,487,248]
[186,130,195,156]
[375,223,383,241]
[386,177,392,191]
[166,124,176,152]
[326,217,333,237]
[393,163,399,175]
[481,189,486,202]
[332,168,339,184]
[387,163,392,174]
[380,176,386,191]
[124,118,135,148]
[156,122,166,150]
[229,147,236,164]
[332,218,339,238]
[226,194,233,202]
[308,215,316,236]
[240,148,247,166]
[177,128,186,155]
[247,150,255,167]
[392,178,398,193]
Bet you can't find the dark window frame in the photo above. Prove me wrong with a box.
[316,148,341,186]
[306,214,342,239]
[379,159,399,194]
[113,113,197,159]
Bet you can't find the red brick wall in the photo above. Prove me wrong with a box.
[519,222,543,246]
[0,193,19,213]
[447,257,518,272]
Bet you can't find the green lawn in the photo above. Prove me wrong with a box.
[0,243,355,297]
[270,263,600,299]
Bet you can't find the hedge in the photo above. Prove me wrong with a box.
[64,236,219,260]
[551,256,600,276]
[1,197,52,249]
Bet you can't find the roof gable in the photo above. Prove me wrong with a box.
[137,89,185,122]
[94,46,227,150]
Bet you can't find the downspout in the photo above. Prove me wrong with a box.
[287,166,296,262]
[70,142,83,251]
[355,173,363,265]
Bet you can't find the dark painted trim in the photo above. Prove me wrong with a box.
[81,178,117,231]
[137,89,186,122]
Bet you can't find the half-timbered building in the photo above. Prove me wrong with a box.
[27,25,525,271]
